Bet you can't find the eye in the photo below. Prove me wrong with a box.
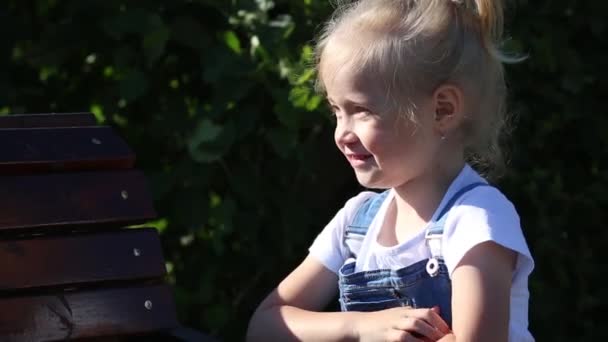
[354,106,372,117]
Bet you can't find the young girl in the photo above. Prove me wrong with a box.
[248,0,534,341]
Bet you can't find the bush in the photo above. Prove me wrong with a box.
[1,0,605,340]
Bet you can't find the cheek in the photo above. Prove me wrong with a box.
[365,135,389,156]
[372,131,421,166]
[354,122,384,151]
[365,127,403,156]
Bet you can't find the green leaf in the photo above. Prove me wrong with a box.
[223,31,241,54]
[306,94,322,111]
[294,68,315,85]
[188,119,236,163]
[191,119,223,143]
[289,85,310,108]
[89,104,106,123]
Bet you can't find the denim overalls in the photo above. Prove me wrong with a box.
[338,182,489,327]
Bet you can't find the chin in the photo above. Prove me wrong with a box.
[355,173,389,190]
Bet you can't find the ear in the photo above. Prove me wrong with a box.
[432,84,465,135]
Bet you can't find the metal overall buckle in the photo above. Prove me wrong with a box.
[424,228,442,277]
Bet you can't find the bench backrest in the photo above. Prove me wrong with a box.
[0,113,182,341]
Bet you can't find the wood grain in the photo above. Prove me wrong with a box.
[0,284,179,341]
[0,170,156,230]
[0,126,135,173]
[0,228,166,291]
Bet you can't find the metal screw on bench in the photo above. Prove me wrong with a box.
[91,137,101,145]
[133,248,141,257]
[121,190,129,200]
[145,300,153,310]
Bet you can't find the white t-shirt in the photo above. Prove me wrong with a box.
[309,164,534,342]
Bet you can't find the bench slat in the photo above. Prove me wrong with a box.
[0,113,98,128]
[0,170,156,230]
[0,228,165,290]
[0,126,134,173]
[0,284,178,341]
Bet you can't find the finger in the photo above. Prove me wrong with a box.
[401,334,425,342]
[405,308,451,334]
[388,329,424,342]
[394,316,444,341]
[412,332,436,342]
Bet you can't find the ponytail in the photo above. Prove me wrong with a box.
[473,0,504,44]
[454,0,521,63]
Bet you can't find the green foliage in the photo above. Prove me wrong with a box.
[0,0,606,340]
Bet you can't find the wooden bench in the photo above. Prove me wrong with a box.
[0,113,213,341]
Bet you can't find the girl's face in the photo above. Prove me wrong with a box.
[323,60,442,190]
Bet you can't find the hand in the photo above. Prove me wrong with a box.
[353,306,451,342]
[436,333,456,342]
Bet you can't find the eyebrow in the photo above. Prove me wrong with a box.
[326,96,373,109]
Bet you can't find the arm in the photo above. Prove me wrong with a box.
[246,255,359,341]
[247,255,449,342]
[439,241,516,342]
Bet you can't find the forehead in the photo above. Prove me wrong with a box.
[323,67,377,105]
[320,36,383,101]
[319,31,367,78]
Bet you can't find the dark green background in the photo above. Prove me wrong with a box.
[1,1,605,340]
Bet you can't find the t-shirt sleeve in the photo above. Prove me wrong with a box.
[308,191,377,274]
[443,186,535,281]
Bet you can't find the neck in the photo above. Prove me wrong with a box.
[392,159,465,223]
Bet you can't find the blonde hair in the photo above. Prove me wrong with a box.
[315,0,518,178]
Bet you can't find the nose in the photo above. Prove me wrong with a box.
[334,118,357,147]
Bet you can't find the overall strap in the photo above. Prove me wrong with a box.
[425,182,490,276]
[343,190,390,258]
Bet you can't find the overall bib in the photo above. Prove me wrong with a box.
[338,182,489,327]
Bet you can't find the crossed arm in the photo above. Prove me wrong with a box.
[247,241,516,342]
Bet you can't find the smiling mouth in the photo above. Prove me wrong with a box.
[346,153,373,167]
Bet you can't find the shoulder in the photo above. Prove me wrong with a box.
[439,165,519,224]
[442,184,534,277]
[451,184,519,223]
[444,184,521,242]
